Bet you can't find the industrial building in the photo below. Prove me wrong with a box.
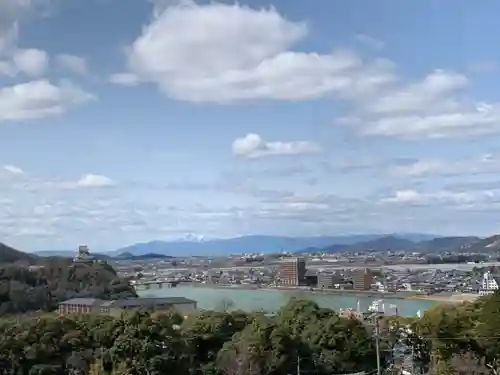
[57,297,197,317]
[278,257,307,285]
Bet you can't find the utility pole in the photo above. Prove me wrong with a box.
[374,312,381,375]
[296,354,301,375]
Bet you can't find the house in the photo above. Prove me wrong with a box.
[57,297,197,317]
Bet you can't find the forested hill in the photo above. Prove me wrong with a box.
[0,242,38,264]
[0,298,378,375]
[0,256,137,314]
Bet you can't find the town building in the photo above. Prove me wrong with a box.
[57,297,197,317]
[278,257,307,285]
[352,268,374,291]
[317,272,335,289]
[317,271,344,289]
[479,271,500,296]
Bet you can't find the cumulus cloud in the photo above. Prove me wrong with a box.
[0,0,48,53]
[340,69,500,138]
[0,79,95,121]
[232,133,321,159]
[108,1,500,139]
[111,2,399,102]
[0,60,15,76]
[12,48,49,76]
[55,54,89,75]
[76,174,116,188]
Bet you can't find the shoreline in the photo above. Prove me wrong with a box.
[179,282,422,300]
[176,283,479,303]
[408,293,479,303]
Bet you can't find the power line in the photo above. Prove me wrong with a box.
[405,336,500,340]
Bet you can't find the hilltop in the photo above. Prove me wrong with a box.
[0,243,136,314]
[461,235,500,253]
[0,243,38,264]
[35,250,173,261]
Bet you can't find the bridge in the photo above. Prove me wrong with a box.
[131,279,181,290]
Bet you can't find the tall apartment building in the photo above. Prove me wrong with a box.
[279,257,306,285]
[352,268,374,291]
[480,271,500,296]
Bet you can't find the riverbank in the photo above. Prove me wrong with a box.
[408,293,479,303]
[182,282,421,300]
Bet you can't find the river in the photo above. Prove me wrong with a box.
[138,285,437,316]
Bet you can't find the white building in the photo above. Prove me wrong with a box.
[479,271,499,296]
[73,245,95,264]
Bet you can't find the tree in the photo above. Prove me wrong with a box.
[215,298,235,313]
[475,292,500,375]
[217,318,295,375]
[88,361,107,375]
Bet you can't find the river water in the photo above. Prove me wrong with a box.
[138,285,437,316]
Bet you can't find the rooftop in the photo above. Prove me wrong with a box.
[59,298,105,306]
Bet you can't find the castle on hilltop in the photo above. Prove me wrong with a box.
[73,245,96,264]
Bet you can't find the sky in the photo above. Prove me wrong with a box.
[1,0,500,251]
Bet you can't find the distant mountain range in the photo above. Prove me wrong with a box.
[106,234,500,256]
[307,235,482,254]
[8,233,500,262]
[104,233,438,256]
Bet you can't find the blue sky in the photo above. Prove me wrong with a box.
[1,0,500,251]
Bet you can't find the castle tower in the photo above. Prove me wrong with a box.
[73,245,95,263]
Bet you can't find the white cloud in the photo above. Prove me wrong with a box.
[76,174,115,188]
[3,165,24,175]
[354,34,384,50]
[0,60,15,76]
[0,1,29,53]
[390,160,446,177]
[367,70,467,115]
[12,48,49,76]
[111,2,395,102]
[0,0,53,51]
[389,154,500,177]
[0,79,95,121]
[363,108,500,138]
[55,54,88,75]
[232,133,321,159]
[2,169,500,250]
[379,188,499,206]
[339,69,500,138]
[109,72,140,86]
[382,189,422,203]
[0,164,25,183]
